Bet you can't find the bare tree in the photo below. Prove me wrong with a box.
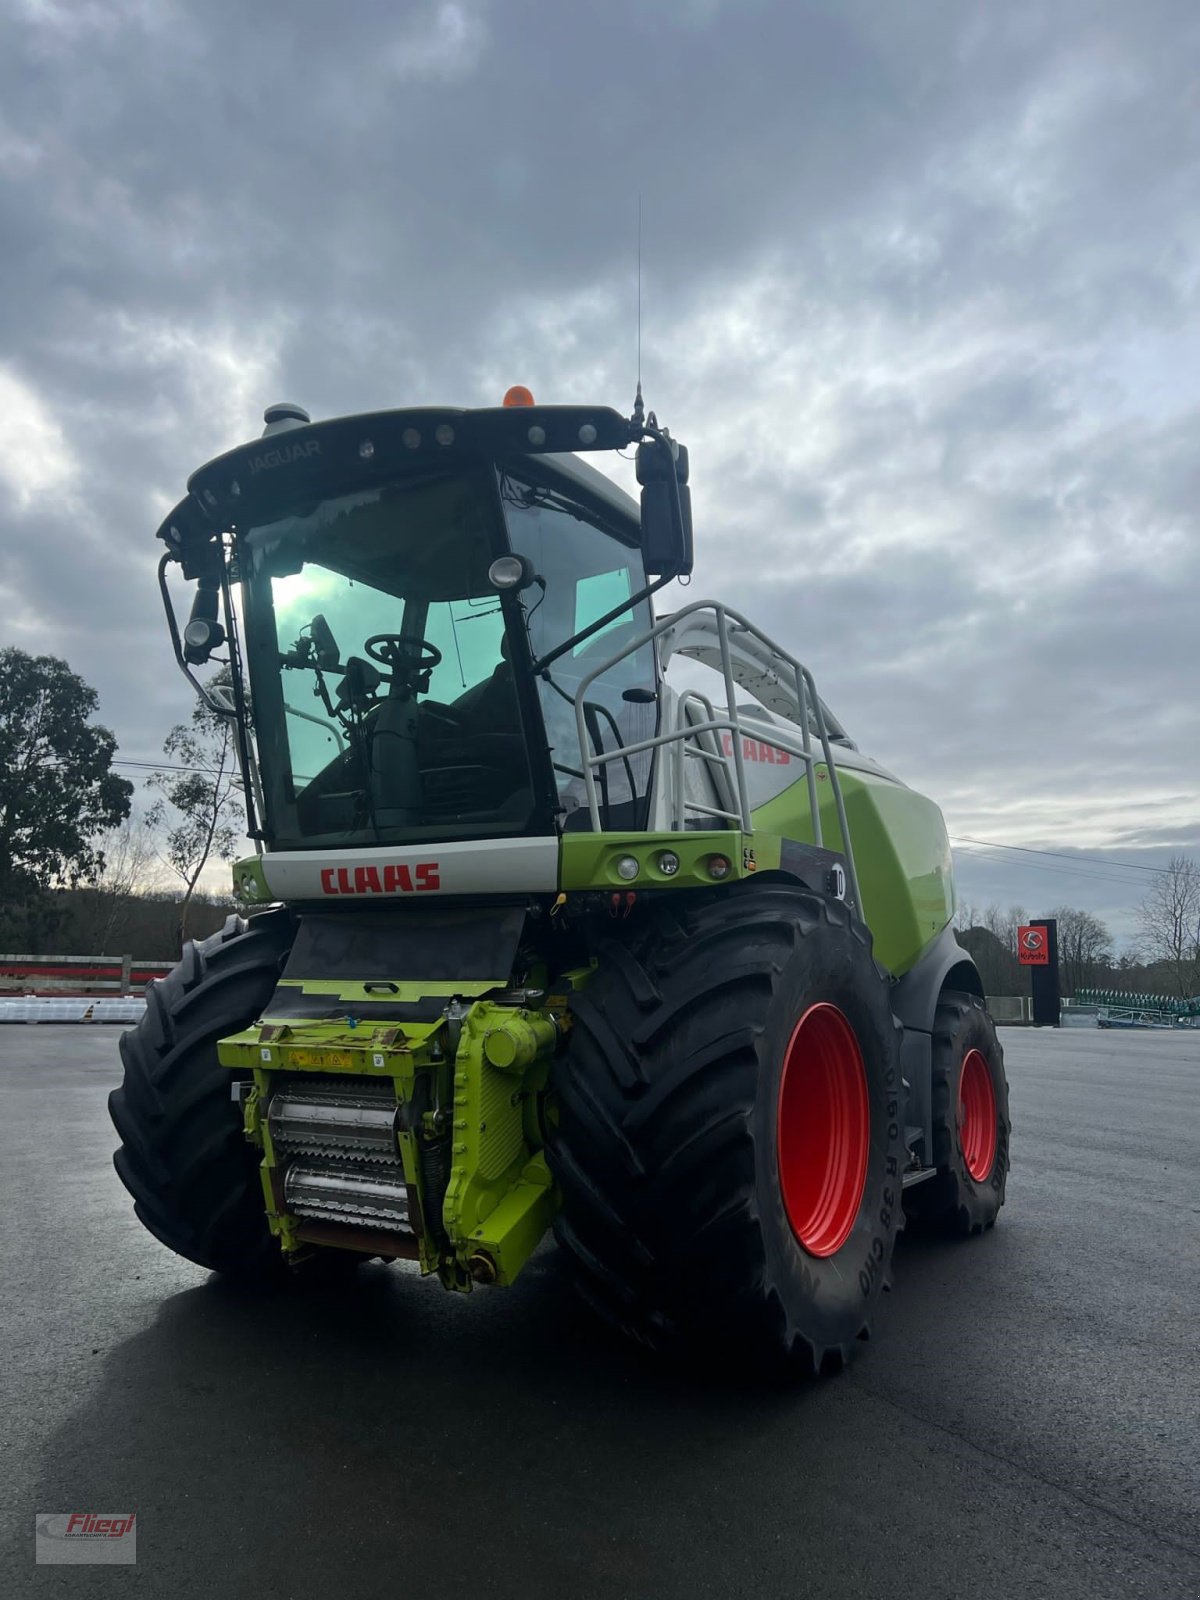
[1137,856,1200,999]
[953,902,1025,996]
[992,905,1027,962]
[146,686,243,948]
[70,813,163,952]
[1048,905,1112,997]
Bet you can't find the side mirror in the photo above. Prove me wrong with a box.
[637,439,694,577]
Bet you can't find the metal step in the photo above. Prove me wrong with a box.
[901,1166,938,1189]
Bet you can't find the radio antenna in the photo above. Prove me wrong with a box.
[632,193,645,429]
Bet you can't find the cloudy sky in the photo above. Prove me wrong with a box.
[2,0,1196,944]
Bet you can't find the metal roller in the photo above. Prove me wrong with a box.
[284,1159,411,1231]
[267,1081,401,1165]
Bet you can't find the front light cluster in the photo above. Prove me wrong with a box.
[609,849,734,884]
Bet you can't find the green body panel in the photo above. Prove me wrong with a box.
[232,855,271,903]
[749,764,954,977]
[441,1005,560,1285]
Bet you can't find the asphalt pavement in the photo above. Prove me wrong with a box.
[2,1023,1198,1599]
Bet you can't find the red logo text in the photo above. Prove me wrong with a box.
[721,734,790,765]
[320,863,441,895]
[65,1515,136,1539]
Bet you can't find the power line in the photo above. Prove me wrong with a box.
[952,845,1152,892]
[950,836,1165,874]
[952,842,1149,887]
[43,758,223,776]
[113,759,222,774]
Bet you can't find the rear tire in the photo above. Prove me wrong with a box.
[904,991,1010,1234]
[548,885,906,1373]
[109,910,301,1277]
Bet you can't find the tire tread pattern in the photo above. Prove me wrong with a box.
[549,885,903,1373]
[108,910,292,1275]
[904,990,1011,1234]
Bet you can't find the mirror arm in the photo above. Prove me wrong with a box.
[158,549,263,842]
[218,549,262,840]
[158,552,235,720]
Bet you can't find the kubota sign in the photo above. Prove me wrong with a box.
[1017,925,1050,966]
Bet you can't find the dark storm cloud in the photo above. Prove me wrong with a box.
[0,0,1196,931]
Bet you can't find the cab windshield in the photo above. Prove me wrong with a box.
[242,469,540,848]
[240,461,659,849]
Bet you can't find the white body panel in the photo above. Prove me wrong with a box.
[260,836,559,900]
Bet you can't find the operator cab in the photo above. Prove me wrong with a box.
[157,396,693,853]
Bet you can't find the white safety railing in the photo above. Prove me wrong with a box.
[573,599,861,909]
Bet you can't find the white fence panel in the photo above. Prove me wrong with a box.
[0,996,147,1025]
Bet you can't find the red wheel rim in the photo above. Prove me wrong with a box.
[959,1049,997,1181]
[777,1003,870,1258]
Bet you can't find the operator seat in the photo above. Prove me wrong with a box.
[448,634,516,728]
[418,636,529,820]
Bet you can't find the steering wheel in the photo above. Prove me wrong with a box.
[363,634,442,685]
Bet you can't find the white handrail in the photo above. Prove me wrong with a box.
[572,600,861,909]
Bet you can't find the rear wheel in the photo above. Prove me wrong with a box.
[904,991,1010,1234]
[109,910,354,1279]
[548,885,905,1373]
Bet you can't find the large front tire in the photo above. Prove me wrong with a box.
[109,911,293,1277]
[548,886,906,1373]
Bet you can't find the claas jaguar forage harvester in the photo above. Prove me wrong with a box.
[110,386,1010,1372]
